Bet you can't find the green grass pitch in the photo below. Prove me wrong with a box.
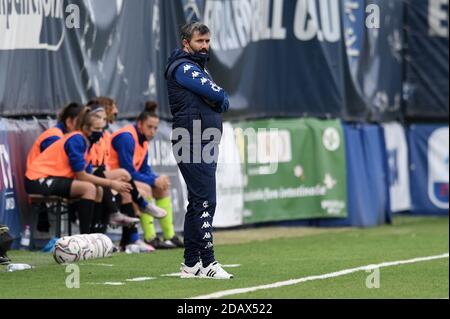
[0,216,448,299]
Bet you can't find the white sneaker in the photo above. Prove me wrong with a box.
[141,203,167,219]
[180,262,201,278]
[200,261,234,279]
[125,244,141,254]
[135,239,156,253]
[109,212,140,227]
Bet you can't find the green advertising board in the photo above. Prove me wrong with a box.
[233,118,347,223]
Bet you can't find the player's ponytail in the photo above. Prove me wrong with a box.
[137,101,159,122]
[57,102,84,124]
[74,107,91,132]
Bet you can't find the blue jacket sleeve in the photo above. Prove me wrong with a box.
[64,135,88,173]
[111,133,158,187]
[174,63,230,113]
[40,136,61,153]
[86,163,93,174]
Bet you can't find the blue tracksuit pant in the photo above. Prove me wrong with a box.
[176,145,218,268]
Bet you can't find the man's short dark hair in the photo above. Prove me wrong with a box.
[180,22,210,44]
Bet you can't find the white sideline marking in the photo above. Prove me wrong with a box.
[191,253,449,299]
[80,263,114,267]
[126,277,156,282]
[103,282,125,286]
[87,278,155,285]
[161,272,181,277]
[223,264,241,268]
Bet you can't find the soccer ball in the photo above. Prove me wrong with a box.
[89,233,114,258]
[53,236,82,264]
[72,234,96,261]
[53,234,114,264]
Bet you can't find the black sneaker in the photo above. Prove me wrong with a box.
[145,237,176,249]
[0,254,11,265]
[167,235,184,248]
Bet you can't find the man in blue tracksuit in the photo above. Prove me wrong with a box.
[165,22,233,279]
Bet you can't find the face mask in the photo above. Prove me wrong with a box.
[193,51,209,63]
[89,131,103,144]
[189,45,210,63]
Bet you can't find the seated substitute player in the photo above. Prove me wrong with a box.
[26,102,84,168]
[108,102,183,250]
[138,101,184,249]
[26,102,84,233]
[25,107,133,234]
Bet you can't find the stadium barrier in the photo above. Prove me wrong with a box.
[230,118,348,224]
[407,124,449,215]
[383,122,412,214]
[303,124,390,227]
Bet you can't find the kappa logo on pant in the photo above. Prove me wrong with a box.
[201,221,211,229]
[201,212,211,219]
[203,232,211,240]
[203,201,209,208]
[205,242,213,249]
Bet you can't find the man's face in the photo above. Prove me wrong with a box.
[183,31,210,55]
[138,117,159,141]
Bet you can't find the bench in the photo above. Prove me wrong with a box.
[28,195,75,250]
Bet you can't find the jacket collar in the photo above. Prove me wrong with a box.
[133,124,146,145]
